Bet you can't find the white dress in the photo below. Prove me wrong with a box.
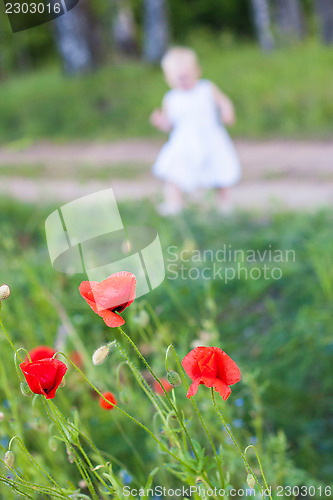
[152,79,241,192]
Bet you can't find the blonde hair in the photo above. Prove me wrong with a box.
[161,47,200,77]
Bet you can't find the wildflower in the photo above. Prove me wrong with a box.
[120,469,133,485]
[79,272,136,327]
[233,418,243,428]
[20,358,67,399]
[153,378,173,395]
[235,397,244,407]
[181,346,241,400]
[0,285,10,301]
[100,392,117,410]
[25,345,56,363]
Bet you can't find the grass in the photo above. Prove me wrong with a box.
[0,197,332,497]
[0,38,333,144]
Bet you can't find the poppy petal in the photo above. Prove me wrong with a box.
[79,281,99,300]
[89,274,136,311]
[216,350,241,386]
[186,379,201,398]
[20,358,67,400]
[101,309,125,327]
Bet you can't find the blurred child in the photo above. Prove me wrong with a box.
[150,47,241,215]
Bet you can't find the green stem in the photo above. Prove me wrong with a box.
[56,352,199,475]
[244,445,272,500]
[0,306,23,362]
[166,344,225,491]
[211,389,267,499]
[43,399,101,500]
[4,435,69,498]
[117,326,200,461]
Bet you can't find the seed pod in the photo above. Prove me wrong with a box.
[247,474,256,489]
[4,451,15,468]
[0,285,10,301]
[20,382,33,397]
[167,370,181,387]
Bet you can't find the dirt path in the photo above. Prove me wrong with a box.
[0,139,332,210]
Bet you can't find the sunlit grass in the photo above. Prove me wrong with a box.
[0,40,333,143]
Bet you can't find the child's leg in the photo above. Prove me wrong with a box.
[217,187,234,214]
[158,182,183,215]
[218,187,229,203]
[164,182,183,207]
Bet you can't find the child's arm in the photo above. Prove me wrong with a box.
[211,84,236,126]
[150,98,172,133]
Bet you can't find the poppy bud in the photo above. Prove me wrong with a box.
[0,285,10,301]
[20,382,34,397]
[4,451,15,468]
[247,474,256,489]
[167,370,181,387]
[92,344,112,366]
[48,436,58,452]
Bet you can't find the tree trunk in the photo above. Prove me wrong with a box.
[112,0,139,56]
[143,0,169,63]
[316,0,333,44]
[274,0,304,40]
[250,0,275,51]
[51,0,101,74]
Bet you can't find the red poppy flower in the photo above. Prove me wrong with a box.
[100,391,117,410]
[26,345,57,363]
[153,378,173,395]
[79,271,136,327]
[20,358,67,400]
[181,346,241,400]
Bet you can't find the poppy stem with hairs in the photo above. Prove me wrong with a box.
[211,388,268,500]
[116,328,219,493]
[165,344,225,491]
[0,305,23,363]
[55,351,199,477]
[117,326,201,461]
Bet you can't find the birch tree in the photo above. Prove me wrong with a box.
[51,0,101,74]
[250,0,275,51]
[143,0,169,62]
[316,0,333,44]
[274,0,304,40]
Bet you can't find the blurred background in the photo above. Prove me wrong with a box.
[0,0,333,497]
[0,0,332,207]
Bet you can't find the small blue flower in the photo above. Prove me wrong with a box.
[235,398,244,407]
[233,418,243,428]
[119,469,133,485]
[249,436,258,445]
[2,400,10,409]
